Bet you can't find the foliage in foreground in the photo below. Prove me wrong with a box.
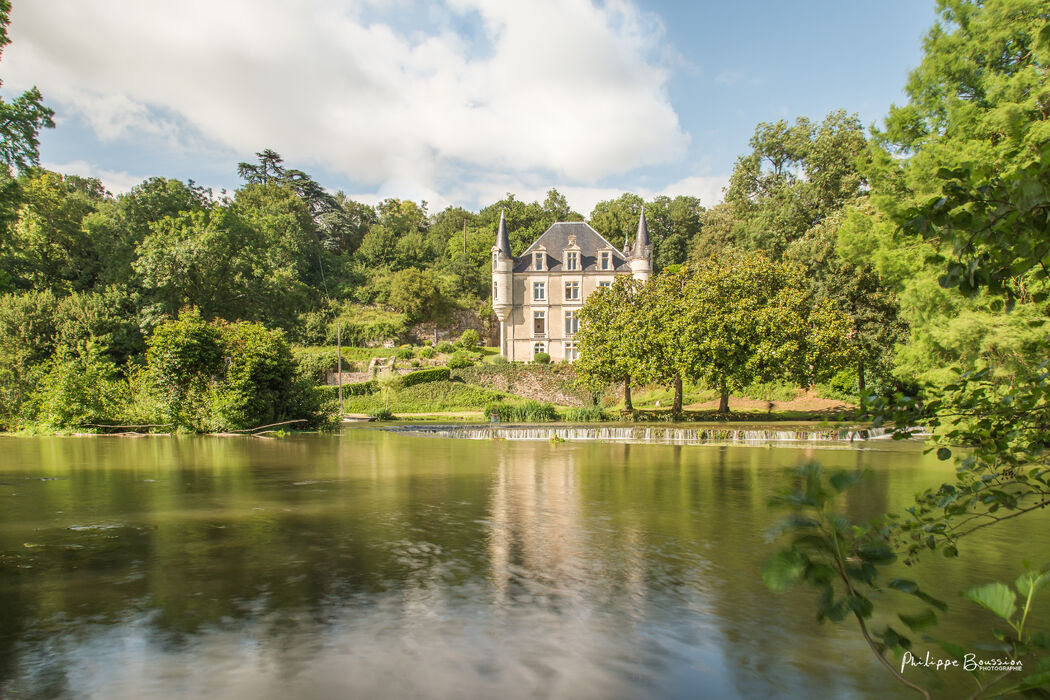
[764,464,1050,698]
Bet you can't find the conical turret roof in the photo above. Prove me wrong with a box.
[494,210,511,256]
[631,208,650,259]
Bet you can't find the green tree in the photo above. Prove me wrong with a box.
[725,110,868,258]
[576,276,644,410]
[4,169,108,292]
[674,253,854,413]
[133,201,310,329]
[0,0,54,171]
[387,267,451,324]
[82,177,210,289]
[786,215,907,393]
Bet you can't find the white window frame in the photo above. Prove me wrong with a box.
[533,310,546,337]
[533,281,546,301]
[565,250,579,271]
[564,341,578,362]
[598,280,612,289]
[533,342,546,358]
[564,280,580,301]
[533,252,545,270]
[493,281,498,302]
[565,310,578,336]
[600,251,612,270]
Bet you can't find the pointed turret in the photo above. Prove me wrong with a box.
[495,209,511,257]
[628,208,652,282]
[491,209,513,358]
[631,207,650,260]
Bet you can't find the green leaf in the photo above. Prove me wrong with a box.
[936,446,952,461]
[898,608,938,631]
[829,470,867,492]
[963,582,1017,622]
[1017,670,1050,691]
[857,542,897,565]
[890,579,919,594]
[938,641,967,663]
[848,594,874,619]
[762,551,806,592]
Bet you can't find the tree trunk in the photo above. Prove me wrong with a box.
[624,377,633,412]
[857,357,866,395]
[672,373,683,416]
[718,379,730,414]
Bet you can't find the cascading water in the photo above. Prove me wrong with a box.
[381,424,924,445]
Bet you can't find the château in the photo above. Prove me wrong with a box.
[491,210,652,362]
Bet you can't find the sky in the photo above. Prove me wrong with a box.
[3,0,939,216]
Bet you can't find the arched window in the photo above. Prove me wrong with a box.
[533,342,546,358]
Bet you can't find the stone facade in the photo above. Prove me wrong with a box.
[491,210,652,362]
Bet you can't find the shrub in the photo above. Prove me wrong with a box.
[330,304,409,346]
[491,355,509,365]
[484,400,558,422]
[419,346,436,359]
[411,359,420,367]
[533,352,551,365]
[345,380,378,396]
[436,341,455,353]
[19,342,127,430]
[563,405,608,422]
[457,329,480,349]
[369,408,395,421]
[394,347,414,360]
[341,381,505,414]
[447,351,474,370]
[423,339,432,347]
[399,367,451,388]
[143,311,328,431]
[291,346,356,383]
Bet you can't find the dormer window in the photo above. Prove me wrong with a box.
[600,251,612,271]
[565,251,579,271]
[533,252,545,270]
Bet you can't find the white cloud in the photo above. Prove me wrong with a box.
[40,160,146,195]
[7,0,690,200]
[437,173,728,219]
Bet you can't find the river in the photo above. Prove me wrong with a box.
[0,427,1045,699]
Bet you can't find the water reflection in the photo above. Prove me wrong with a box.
[0,432,1045,698]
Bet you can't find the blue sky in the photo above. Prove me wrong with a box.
[4,0,937,215]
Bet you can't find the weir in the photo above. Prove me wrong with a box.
[382,424,923,445]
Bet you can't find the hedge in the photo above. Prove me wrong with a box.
[398,367,450,388]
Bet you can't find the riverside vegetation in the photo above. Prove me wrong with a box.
[0,0,1049,693]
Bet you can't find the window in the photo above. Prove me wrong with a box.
[565,251,579,271]
[533,252,545,270]
[600,251,612,270]
[565,310,578,336]
[564,281,580,301]
[564,341,579,361]
[599,280,612,289]
[533,310,546,337]
[493,281,498,302]
[493,252,498,267]
[533,281,545,301]
[534,342,546,358]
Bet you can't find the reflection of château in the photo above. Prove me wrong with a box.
[490,210,652,362]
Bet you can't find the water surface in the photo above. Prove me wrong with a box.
[0,429,1045,699]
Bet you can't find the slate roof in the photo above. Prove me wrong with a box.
[631,208,650,259]
[494,210,511,256]
[513,221,630,273]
